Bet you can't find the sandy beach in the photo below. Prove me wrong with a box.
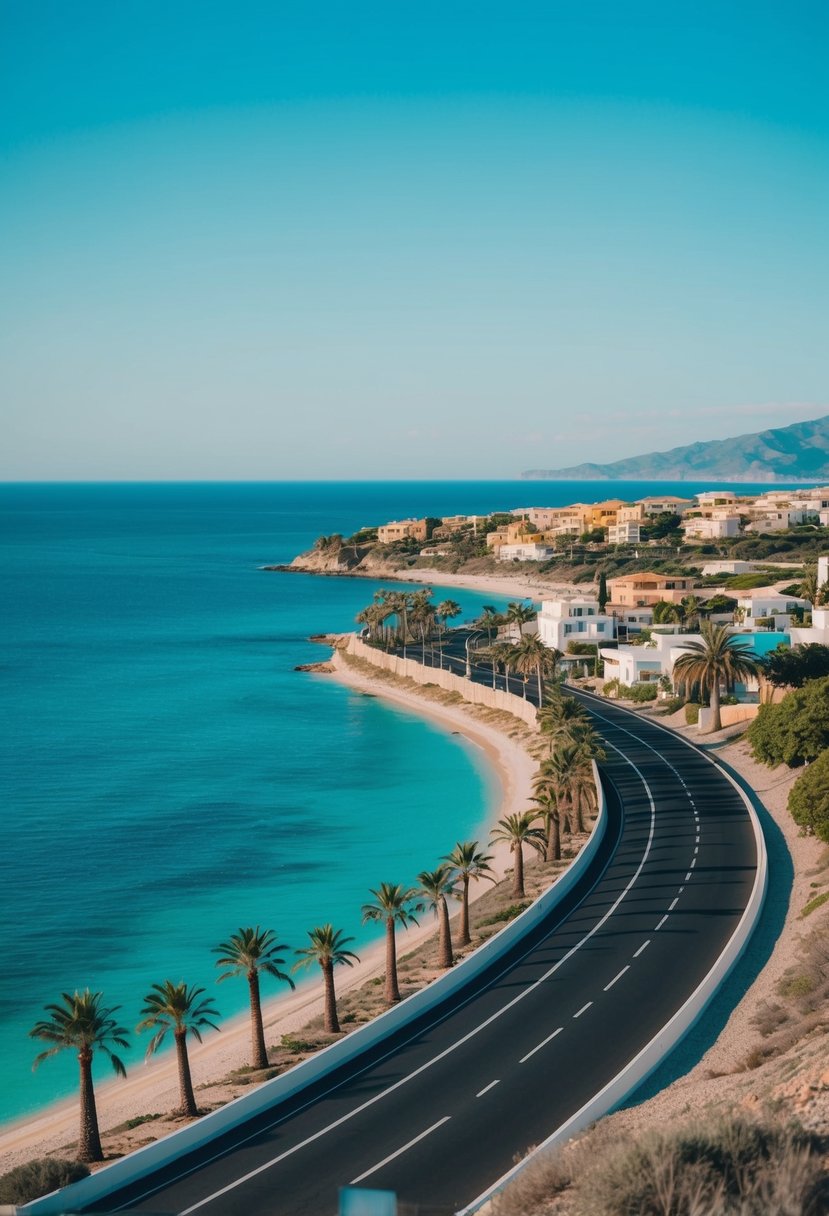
[0,649,538,1173]
[392,565,583,602]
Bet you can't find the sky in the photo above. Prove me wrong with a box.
[1,1,828,479]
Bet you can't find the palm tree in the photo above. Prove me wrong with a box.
[800,565,818,605]
[443,841,496,945]
[137,981,220,1117]
[537,693,589,747]
[361,883,421,1004]
[681,594,702,630]
[483,640,514,690]
[436,599,462,667]
[214,927,294,1071]
[416,865,459,969]
[293,925,360,1034]
[672,621,761,732]
[505,600,536,641]
[490,811,545,898]
[30,990,129,1162]
[512,634,562,704]
[531,791,562,861]
[478,604,501,645]
[409,588,436,662]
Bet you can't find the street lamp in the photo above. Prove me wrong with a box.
[465,631,481,679]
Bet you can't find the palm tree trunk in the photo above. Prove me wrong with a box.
[321,960,340,1034]
[247,970,268,1071]
[384,919,401,1004]
[537,664,543,706]
[174,1029,198,1117]
[437,897,453,969]
[458,875,471,946]
[77,1048,103,1162]
[710,679,722,731]
[546,812,561,862]
[513,844,525,898]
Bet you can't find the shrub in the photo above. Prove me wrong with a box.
[657,696,685,714]
[747,677,829,767]
[493,1116,829,1216]
[627,683,658,702]
[478,902,530,926]
[789,752,829,842]
[0,1158,90,1204]
[685,702,701,725]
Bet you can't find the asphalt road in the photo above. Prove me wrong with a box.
[87,642,758,1216]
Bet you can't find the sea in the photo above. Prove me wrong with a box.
[0,479,802,1126]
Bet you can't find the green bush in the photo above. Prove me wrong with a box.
[627,683,658,702]
[0,1158,90,1204]
[788,750,829,842]
[658,696,685,714]
[685,702,701,725]
[747,677,829,767]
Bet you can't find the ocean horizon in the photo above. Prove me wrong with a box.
[0,478,803,1127]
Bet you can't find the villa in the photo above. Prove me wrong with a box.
[606,571,698,607]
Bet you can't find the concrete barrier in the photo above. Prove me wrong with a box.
[21,773,605,1209]
[345,635,540,728]
[699,702,760,732]
[457,700,768,1215]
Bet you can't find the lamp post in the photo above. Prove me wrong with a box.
[465,631,481,679]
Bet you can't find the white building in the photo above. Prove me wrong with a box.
[496,543,555,562]
[607,521,641,545]
[682,515,742,541]
[790,555,829,645]
[701,560,756,576]
[537,597,616,650]
[746,508,812,532]
[736,592,809,630]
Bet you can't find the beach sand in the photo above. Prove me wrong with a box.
[0,650,538,1173]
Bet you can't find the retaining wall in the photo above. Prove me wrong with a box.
[21,690,602,1215]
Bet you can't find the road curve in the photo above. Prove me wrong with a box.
[83,696,760,1216]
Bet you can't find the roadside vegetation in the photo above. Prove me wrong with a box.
[491,1114,829,1216]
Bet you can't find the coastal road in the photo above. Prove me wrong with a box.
[85,668,760,1216]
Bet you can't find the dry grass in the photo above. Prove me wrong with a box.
[493,1115,829,1216]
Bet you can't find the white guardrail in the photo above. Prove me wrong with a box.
[457,705,769,1215]
[21,766,608,1215]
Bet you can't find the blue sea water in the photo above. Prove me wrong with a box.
[0,479,802,1126]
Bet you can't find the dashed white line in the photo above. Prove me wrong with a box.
[694,846,699,854]
[685,871,692,882]
[691,856,697,867]
[573,1001,593,1019]
[655,914,669,931]
[604,965,630,991]
[519,1026,563,1063]
[476,1079,500,1098]
[669,897,679,911]
[633,939,651,958]
[350,1116,452,1184]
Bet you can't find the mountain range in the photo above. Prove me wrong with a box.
[522,415,829,482]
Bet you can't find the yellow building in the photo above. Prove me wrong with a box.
[377,518,429,544]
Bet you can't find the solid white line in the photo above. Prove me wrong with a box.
[176,736,657,1213]
[633,939,651,958]
[476,1079,500,1097]
[350,1116,451,1185]
[519,1026,563,1063]
[604,965,630,992]
[655,914,669,931]
[669,897,679,911]
[573,1001,593,1018]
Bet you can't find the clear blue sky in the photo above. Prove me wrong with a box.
[2,1,827,478]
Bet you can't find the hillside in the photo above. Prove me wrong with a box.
[523,414,829,482]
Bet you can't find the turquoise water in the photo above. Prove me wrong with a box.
[0,479,802,1125]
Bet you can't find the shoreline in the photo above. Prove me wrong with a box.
[268,561,584,603]
[0,650,537,1172]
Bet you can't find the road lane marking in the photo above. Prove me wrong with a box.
[573,1001,593,1018]
[123,717,664,1213]
[633,939,651,958]
[604,965,630,991]
[685,871,692,881]
[669,897,679,911]
[519,1027,563,1063]
[655,915,669,931]
[476,1079,500,1097]
[691,856,697,867]
[350,1117,452,1185]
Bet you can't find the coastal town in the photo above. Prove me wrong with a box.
[294,486,829,734]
